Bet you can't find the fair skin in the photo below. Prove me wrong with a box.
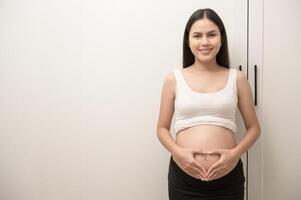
[156,17,261,181]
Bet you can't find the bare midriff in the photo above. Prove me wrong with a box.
[175,124,237,179]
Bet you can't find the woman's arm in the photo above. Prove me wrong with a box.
[233,70,261,157]
[156,71,180,155]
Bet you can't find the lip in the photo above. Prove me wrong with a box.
[199,48,212,54]
[199,48,212,51]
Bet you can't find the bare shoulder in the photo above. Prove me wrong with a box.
[165,70,176,81]
[163,70,176,96]
[236,69,252,99]
[236,69,248,86]
[157,70,177,130]
[236,69,246,80]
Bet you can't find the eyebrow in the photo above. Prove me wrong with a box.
[192,30,217,34]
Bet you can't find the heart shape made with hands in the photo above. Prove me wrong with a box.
[194,151,221,171]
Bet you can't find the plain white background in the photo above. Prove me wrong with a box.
[0,0,248,199]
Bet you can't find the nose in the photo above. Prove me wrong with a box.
[201,36,210,46]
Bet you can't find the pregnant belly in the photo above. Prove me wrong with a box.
[175,124,237,178]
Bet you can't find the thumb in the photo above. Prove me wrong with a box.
[194,149,208,155]
[206,149,222,155]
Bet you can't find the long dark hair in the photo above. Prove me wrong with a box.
[183,8,230,69]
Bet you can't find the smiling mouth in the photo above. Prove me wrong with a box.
[199,49,212,54]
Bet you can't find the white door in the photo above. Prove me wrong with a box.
[260,0,301,199]
[248,0,301,199]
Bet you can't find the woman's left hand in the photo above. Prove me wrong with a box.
[205,148,240,181]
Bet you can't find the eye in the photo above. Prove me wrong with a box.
[193,35,200,38]
[209,34,216,37]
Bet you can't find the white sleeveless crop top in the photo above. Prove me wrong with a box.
[173,68,238,134]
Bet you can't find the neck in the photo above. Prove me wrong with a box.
[191,59,220,72]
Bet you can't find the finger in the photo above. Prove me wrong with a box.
[196,149,207,155]
[187,160,206,180]
[207,167,217,180]
[209,171,221,181]
[177,161,198,179]
[185,168,199,179]
[190,164,206,179]
[187,166,205,180]
[206,162,218,175]
[193,161,207,175]
[206,149,222,155]
[182,161,204,179]
[209,168,229,181]
[207,160,222,176]
[208,163,225,179]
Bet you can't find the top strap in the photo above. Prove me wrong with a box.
[173,69,184,91]
[230,68,238,94]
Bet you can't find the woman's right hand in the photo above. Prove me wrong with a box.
[172,147,207,181]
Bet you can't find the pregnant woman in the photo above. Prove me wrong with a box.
[156,8,261,200]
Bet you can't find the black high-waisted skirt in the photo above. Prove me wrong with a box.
[168,156,245,200]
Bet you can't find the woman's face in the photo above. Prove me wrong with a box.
[188,18,222,63]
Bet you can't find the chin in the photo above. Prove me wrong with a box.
[196,57,216,63]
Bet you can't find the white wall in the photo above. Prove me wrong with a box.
[0,1,82,200]
[0,1,249,200]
